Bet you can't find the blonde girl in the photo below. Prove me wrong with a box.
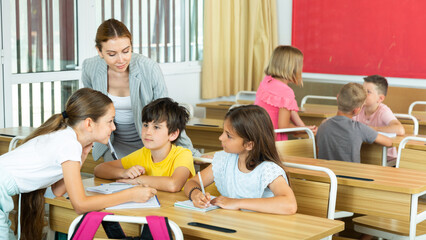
[254,45,316,141]
[0,88,156,240]
[184,105,297,215]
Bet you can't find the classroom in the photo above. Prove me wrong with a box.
[1,0,426,239]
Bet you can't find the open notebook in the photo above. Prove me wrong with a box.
[174,198,219,212]
[86,183,160,209]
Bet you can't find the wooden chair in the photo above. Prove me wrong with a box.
[395,113,419,135]
[68,214,183,240]
[301,95,337,108]
[275,127,317,159]
[353,136,426,239]
[284,162,338,240]
[235,90,256,104]
[408,101,426,116]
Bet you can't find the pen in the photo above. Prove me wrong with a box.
[198,172,205,195]
[108,139,118,160]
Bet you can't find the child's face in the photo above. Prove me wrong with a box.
[363,82,383,107]
[141,121,176,151]
[92,104,116,145]
[219,119,247,154]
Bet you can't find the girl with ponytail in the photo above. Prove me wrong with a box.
[0,88,156,240]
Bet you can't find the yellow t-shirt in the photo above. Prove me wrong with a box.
[121,145,195,178]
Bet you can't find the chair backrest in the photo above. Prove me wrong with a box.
[8,136,26,152]
[284,162,337,220]
[235,91,256,104]
[68,214,183,240]
[300,95,337,108]
[360,143,385,166]
[408,101,426,115]
[275,127,316,159]
[396,136,426,171]
[394,113,419,135]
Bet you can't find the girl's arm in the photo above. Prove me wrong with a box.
[278,108,297,129]
[290,110,305,127]
[184,164,215,208]
[117,166,191,192]
[94,159,145,179]
[211,176,298,215]
[62,160,157,215]
[372,119,405,136]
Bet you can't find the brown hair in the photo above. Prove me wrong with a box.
[17,88,113,240]
[225,105,284,170]
[142,98,190,144]
[364,74,388,96]
[95,18,132,51]
[264,45,304,86]
[337,83,367,113]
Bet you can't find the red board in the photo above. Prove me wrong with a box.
[292,0,426,79]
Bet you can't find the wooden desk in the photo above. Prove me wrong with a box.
[402,111,426,135]
[186,117,224,152]
[196,101,235,119]
[47,178,344,240]
[298,104,337,126]
[0,127,35,155]
[284,156,426,221]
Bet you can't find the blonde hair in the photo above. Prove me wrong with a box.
[264,45,304,85]
[337,83,366,113]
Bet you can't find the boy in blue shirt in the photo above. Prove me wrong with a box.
[316,83,393,163]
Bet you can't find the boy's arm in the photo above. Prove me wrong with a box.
[120,166,191,192]
[94,159,144,179]
[372,119,405,136]
[374,133,393,147]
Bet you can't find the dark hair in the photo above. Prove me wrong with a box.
[363,74,388,96]
[225,105,284,171]
[142,98,189,144]
[95,18,132,51]
[17,88,113,240]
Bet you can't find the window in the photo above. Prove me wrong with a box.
[3,0,203,127]
[95,0,203,63]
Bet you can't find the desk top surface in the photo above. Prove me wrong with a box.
[0,127,35,138]
[284,156,426,194]
[46,178,344,240]
[187,117,224,131]
[299,104,337,118]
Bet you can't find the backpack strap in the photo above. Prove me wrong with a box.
[70,211,113,240]
[145,216,173,240]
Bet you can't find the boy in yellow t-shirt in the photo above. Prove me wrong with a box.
[94,98,195,192]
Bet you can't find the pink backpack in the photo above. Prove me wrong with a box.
[70,212,173,240]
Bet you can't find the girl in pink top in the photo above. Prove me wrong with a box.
[255,46,316,141]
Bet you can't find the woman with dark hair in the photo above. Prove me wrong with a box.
[82,18,199,162]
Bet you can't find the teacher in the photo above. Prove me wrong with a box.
[82,18,199,161]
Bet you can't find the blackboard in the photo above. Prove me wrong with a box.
[292,0,426,79]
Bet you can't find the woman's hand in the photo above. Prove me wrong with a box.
[122,165,145,179]
[131,186,157,202]
[191,190,212,208]
[211,196,240,210]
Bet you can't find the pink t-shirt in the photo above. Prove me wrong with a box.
[353,103,397,160]
[254,75,299,141]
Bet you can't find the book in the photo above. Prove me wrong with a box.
[174,199,219,212]
[106,195,161,210]
[86,182,135,194]
[378,131,397,138]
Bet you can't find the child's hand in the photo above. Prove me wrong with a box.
[81,143,93,164]
[122,165,145,179]
[192,191,212,208]
[211,196,239,210]
[131,185,157,202]
[116,176,143,185]
[307,125,318,135]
